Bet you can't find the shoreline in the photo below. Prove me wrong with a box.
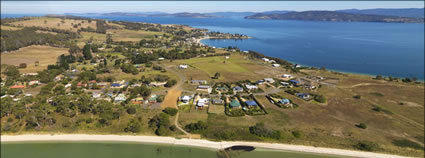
[1,134,410,158]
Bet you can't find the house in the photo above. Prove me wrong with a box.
[54,74,64,82]
[296,93,311,100]
[272,64,280,67]
[289,80,302,86]
[245,84,258,90]
[225,56,230,59]
[148,95,158,103]
[149,82,167,87]
[264,78,275,83]
[92,92,101,98]
[114,94,127,102]
[262,58,270,62]
[191,80,207,85]
[256,80,265,85]
[280,82,290,87]
[77,82,87,88]
[269,60,276,63]
[28,80,40,86]
[196,85,212,93]
[179,95,192,105]
[97,82,109,88]
[10,85,25,89]
[110,83,124,89]
[229,99,241,109]
[71,69,79,73]
[212,98,224,104]
[158,57,165,61]
[131,97,144,105]
[233,86,244,93]
[215,86,228,92]
[22,73,38,77]
[304,84,316,90]
[196,98,209,109]
[179,64,188,69]
[245,100,258,107]
[294,64,301,68]
[65,83,72,89]
[24,94,33,97]
[279,98,291,105]
[282,74,292,78]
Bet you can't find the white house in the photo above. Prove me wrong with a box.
[282,74,292,78]
[92,92,101,98]
[114,94,127,102]
[272,64,280,67]
[264,78,275,83]
[149,82,167,87]
[28,80,40,86]
[179,64,188,69]
[245,84,258,90]
[225,56,230,59]
[65,83,72,89]
[196,98,209,109]
[262,58,270,62]
[196,85,212,93]
[158,57,165,61]
[179,95,192,105]
[280,82,290,87]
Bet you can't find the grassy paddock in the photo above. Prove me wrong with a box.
[1,45,68,73]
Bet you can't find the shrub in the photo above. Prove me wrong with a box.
[353,95,361,99]
[185,120,208,132]
[126,107,137,114]
[356,123,367,129]
[19,63,27,68]
[314,94,326,103]
[163,107,178,116]
[355,141,378,151]
[124,120,141,133]
[292,130,303,138]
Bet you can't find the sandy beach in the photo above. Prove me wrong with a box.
[1,134,410,158]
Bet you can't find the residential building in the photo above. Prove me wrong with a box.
[196,98,209,109]
[262,58,269,62]
[111,83,124,89]
[212,98,224,104]
[28,80,40,86]
[191,80,207,85]
[131,97,144,105]
[179,95,192,105]
[279,98,291,105]
[10,85,25,89]
[264,78,275,83]
[196,85,212,93]
[296,93,311,100]
[179,64,188,69]
[272,64,280,67]
[233,86,244,93]
[114,94,127,102]
[92,92,101,98]
[245,84,258,90]
[230,99,241,109]
[280,82,290,87]
[245,100,258,107]
[289,80,302,86]
[158,57,165,61]
[148,95,158,103]
[282,74,292,78]
[149,82,167,87]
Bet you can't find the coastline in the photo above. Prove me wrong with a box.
[1,134,410,158]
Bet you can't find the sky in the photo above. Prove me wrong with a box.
[1,1,424,14]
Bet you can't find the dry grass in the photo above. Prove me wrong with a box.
[79,31,106,42]
[161,89,181,109]
[1,25,21,30]
[10,17,97,32]
[109,29,164,41]
[1,45,68,73]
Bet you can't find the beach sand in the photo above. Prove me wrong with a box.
[1,134,410,158]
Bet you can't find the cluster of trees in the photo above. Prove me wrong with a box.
[248,51,293,70]
[120,63,139,74]
[149,112,172,136]
[1,27,76,52]
[249,122,282,140]
[95,20,107,34]
[185,120,208,133]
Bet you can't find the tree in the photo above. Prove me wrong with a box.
[106,34,113,44]
[375,75,383,80]
[126,106,137,114]
[68,45,80,55]
[82,44,92,60]
[213,72,221,79]
[124,119,141,133]
[163,107,178,116]
[164,79,177,87]
[35,61,40,67]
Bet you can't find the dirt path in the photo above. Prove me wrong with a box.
[160,64,192,138]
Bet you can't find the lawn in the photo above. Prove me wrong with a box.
[10,17,97,32]
[1,45,68,73]
[208,104,225,114]
[79,31,106,42]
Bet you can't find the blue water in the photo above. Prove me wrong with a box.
[2,14,424,79]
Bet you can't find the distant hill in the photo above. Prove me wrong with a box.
[206,12,256,17]
[245,11,424,23]
[101,12,218,18]
[262,10,292,14]
[337,8,425,18]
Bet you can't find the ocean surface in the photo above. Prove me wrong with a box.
[1,141,346,158]
[2,14,424,79]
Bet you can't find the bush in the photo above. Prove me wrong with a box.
[314,94,326,103]
[163,107,178,116]
[292,130,303,138]
[185,120,208,132]
[249,122,281,140]
[356,123,367,129]
[353,95,361,99]
[124,120,141,133]
[355,141,378,151]
[19,63,27,68]
[126,107,137,114]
